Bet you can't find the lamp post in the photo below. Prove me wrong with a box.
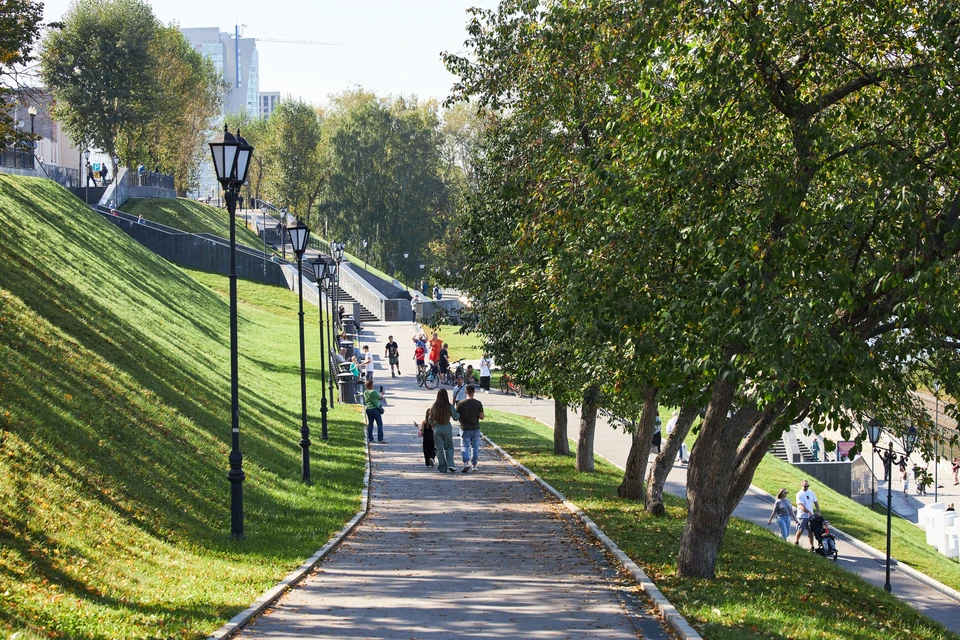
[287,219,312,483]
[934,382,941,503]
[28,107,36,169]
[84,149,91,204]
[362,239,368,271]
[208,124,254,539]
[311,256,331,440]
[866,418,919,592]
[112,154,119,182]
[280,208,288,260]
[330,241,344,401]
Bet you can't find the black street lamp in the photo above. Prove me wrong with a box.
[934,381,941,504]
[866,418,919,592]
[311,256,335,440]
[288,219,312,483]
[84,149,91,203]
[362,239,368,271]
[28,107,36,169]
[209,124,254,539]
[330,241,344,401]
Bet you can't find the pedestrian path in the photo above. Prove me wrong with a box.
[235,321,674,639]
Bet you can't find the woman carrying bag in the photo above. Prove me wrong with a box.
[363,381,385,443]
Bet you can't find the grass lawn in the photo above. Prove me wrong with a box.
[0,176,365,638]
[482,409,958,640]
[752,455,960,592]
[121,197,266,251]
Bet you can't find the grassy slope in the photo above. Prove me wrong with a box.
[483,411,957,640]
[0,176,364,638]
[121,198,266,251]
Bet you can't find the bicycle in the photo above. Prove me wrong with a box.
[417,362,440,390]
[445,359,465,386]
[499,372,523,397]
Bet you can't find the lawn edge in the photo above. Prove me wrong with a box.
[482,434,704,640]
[206,437,372,640]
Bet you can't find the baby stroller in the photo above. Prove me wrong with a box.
[809,514,838,560]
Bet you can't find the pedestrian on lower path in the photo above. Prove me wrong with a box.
[455,385,484,473]
[767,488,798,540]
[411,295,419,324]
[952,458,959,485]
[794,479,820,549]
[363,381,384,443]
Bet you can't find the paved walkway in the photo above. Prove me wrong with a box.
[236,321,673,639]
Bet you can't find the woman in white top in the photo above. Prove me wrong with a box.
[479,354,493,392]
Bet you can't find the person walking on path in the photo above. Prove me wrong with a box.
[361,345,374,383]
[363,381,384,443]
[794,479,820,549]
[410,294,419,324]
[479,353,492,392]
[455,385,484,473]
[86,161,96,187]
[767,488,798,540]
[429,389,457,473]
[384,335,401,377]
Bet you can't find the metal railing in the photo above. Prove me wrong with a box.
[0,148,35,170]
[131,170,174,190]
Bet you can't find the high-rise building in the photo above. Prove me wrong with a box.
[260,92,281,119]
[182,26,260,198]
[182,26,260,119]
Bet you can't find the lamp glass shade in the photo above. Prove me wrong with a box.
[326,260,338,278]
[234,132,253,184]
[903,425,918,456]
[335,243,345,260]
[28,105,37,116]
[403,252,409,259]
[287,221,310,257]
[419,263,425,269]
[84,149,90,160]
[311,257,326,281]
[209,126,239,186]
[320,272,332,289]
[866,418,882,447]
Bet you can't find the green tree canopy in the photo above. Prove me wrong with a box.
[0,0,43,147]
[41,0,161,165]
[447,0,960,579]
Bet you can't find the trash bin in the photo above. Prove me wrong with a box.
[338,373,357,403]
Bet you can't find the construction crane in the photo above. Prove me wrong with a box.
[231,24,341,92]
[255,37,342,46]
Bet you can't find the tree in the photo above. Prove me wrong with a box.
[120,24,222,195]
[447,0,960,582]
[319,90,448,277]
[0,0,42,148]
[260,100,323,222]
[41,0,161,172]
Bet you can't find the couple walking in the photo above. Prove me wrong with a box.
[421,385,484,473]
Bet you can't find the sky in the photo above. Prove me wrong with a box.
[39,0,500,107]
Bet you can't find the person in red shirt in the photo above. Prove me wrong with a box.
[414,344,426,370]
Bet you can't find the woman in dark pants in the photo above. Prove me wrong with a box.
[419,407,437,467]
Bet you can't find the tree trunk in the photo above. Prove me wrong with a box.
[617,386,659,499]
[554,398,570,456]
[677,374,794,578]
[645,403,699,516]
[575,385,600,472]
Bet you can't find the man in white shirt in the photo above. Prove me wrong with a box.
[794,479,820,548]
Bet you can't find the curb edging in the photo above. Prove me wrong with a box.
[483,435,703,640]
[206,437,372,640]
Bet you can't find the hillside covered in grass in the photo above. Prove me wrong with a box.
[121,197,267,251]
[0,176,364,638]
